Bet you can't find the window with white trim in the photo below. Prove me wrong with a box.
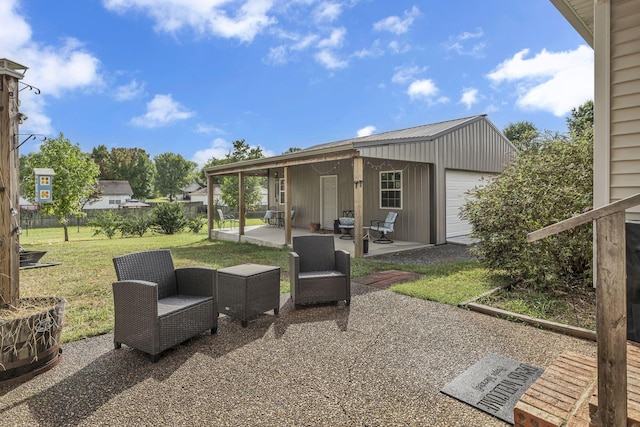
[380,171,402,209]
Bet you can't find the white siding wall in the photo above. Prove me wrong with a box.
[610,2,640,218]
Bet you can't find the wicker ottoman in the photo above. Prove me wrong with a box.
[217,263,280,327]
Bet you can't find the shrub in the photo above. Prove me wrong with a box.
[88,210,121,239]
[461,134,593,290]
[119,213,153,237]
[186,215,206,233]
[152,202,187,235]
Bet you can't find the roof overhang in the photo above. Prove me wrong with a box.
[550,0,594,47]
[205,147,358,176]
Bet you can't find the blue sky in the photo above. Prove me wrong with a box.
[2,0,591,167]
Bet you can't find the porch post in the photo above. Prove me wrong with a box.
[353,157,364,258]
[284,166,292,245]
[594,210,627,427]
[238,172,245,242]
[207,174,214,239]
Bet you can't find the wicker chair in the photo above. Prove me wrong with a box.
[289,235,350,307]
[112,249,218,362]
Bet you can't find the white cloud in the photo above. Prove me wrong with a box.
[315,49,348,69]
[131,94,194,128]
[357,125,376,137]
[318,27,346,49]
[373,6,420,35]
[407,79,449,104]
[192,137,232,167]
[103,0,276,43]
[266,45,289,65]
[353,40,384,59]
[487,45,594,116]
[195,123,225,134]
[114,79,146,101]
[392,65,426,84]
[387,40,411,54]
[444,28,485,57]
[0,0,102,136]
[313,2,342,23]
[460,88,479,109]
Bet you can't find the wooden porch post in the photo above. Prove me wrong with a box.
[207,174,214,239]
[353,157,364,258]
[284,166,292,245]
[238,172,245,242]
[0,64,23,306]
[594,210,627,427]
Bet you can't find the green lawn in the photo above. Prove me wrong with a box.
[16,226,500,343]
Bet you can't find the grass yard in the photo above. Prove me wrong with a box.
[16,226,502,343]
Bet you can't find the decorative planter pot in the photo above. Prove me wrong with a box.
[0,297,65,386]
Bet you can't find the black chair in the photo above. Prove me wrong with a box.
[112,249,218,362]
[289,235,350,307]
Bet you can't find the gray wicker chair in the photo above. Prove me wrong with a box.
[290,235,350,307]
[112,249,218,362]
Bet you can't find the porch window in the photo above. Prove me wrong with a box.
[279,178,285,204]
[380,171,402,209]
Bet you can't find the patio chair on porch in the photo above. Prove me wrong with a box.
[338,210,355,239]
[112,249,218,362]
[217,208,238,229]
[370,211,398,243]
[290,235,350,307]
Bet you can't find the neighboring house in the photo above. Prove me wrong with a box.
[85,180,134,209]
[178,182,205,201]
[205,115,516,252]
[550,1,640,218]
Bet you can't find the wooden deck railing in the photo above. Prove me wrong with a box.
[527,192,640,427]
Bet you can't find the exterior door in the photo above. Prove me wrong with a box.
[320,175,338,230]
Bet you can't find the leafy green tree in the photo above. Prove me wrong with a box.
[22,133,100,241]
[567,100,594,140]
[203,140,265,211]
[502,121,540,152]
[154,153,197,201]
[461,129,593,290]
[91,146,155,200]
[283,147,302,154]
[152,202,187,234]
[88,210,121,239]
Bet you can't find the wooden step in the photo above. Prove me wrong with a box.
[515,343,640,427]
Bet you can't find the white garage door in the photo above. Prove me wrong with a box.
[445,170,493,239]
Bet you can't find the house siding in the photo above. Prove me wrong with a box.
[610,2,640,218]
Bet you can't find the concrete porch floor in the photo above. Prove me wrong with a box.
[210,224,430,257]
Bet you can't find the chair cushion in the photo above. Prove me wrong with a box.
[339,217,355,226]
[158,295,213,317]
[299,270,346,279]
[371,226,392,233]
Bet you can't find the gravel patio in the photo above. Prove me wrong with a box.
[0,280,595,426]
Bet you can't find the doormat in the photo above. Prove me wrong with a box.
[441,353,543,424]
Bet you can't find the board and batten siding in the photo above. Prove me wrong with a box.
[610,1,640,219]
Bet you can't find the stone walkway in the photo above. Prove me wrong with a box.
[352,270,421,289]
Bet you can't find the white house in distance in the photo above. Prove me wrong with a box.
[85,180,143,209]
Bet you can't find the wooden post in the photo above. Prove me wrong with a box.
[594,211,627,427]
[353,157,364,258]
[284,166,292,245]
[0,64,23,307]
[207,174,214,239]
[238,172,245,242]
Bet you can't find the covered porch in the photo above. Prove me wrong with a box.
[210,224,430,257]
